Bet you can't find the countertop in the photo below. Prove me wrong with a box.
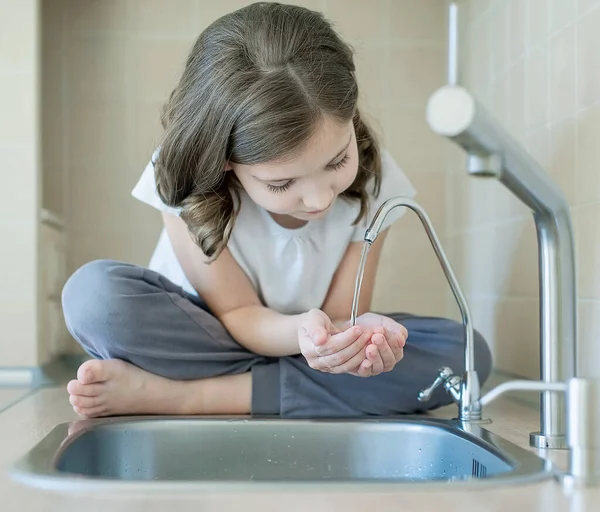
[0,385,599,512]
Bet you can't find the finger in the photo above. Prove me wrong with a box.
[311,326,329,346]
[366,343,385,375]
[314,325,364,356]
[372,333,396,371]
[355,359,373,378]
[303,310,331,346]
[389,323,408,346]
[329,343,374,374]
[377,327,403,363]
[385,327,405,361]
[315,330,371,372]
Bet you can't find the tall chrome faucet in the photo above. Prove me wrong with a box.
[363,198,483,422]
[420,2,577,449]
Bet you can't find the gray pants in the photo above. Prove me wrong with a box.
[61,259,492,418]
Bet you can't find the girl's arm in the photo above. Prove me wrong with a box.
[163,212,305,357]
[321,228,389,325]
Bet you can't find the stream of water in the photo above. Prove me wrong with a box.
[350,241,372,326]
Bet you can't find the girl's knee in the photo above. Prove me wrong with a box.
[62,259,133,354]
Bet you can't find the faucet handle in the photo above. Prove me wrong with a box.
[418,367,454,402]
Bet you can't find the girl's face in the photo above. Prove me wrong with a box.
[231,117,359,222]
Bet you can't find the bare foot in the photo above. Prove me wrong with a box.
[67,359,193,418]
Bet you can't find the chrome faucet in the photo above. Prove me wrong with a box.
[478,378,600,488]
[363,197,483,423]
[420,1,577,449]
[363,198,599,487]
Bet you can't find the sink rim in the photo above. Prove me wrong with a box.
[10,415,556,493]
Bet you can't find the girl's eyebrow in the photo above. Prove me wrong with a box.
[325,135,352,165]
[252,135,352,183]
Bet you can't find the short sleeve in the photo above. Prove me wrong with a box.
[351,149,417,242]
[131,149,182,217]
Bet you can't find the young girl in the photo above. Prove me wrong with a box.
[62,2,491,419]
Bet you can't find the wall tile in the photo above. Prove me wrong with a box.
[389,0,445,43]
[492,218,539,299]
[576,103,600,204]
[493,298,540,379]
[0,0,36,71]
[0,299,37,366]
[467,0,491,22]
[506,58,526,142]
[577,300,600,377]
[130,0,198,36]
[549,0,577,34]
[69,0,131,33]
[508,0,527,64]
[67,35,129,105]
[354,46,389,107]
[132,101,165,171]
[490,76,508,126]
[384,108,445,173]
[527,0,550,50]
[402,171,446,230]
[468,296,498,357]
[578,0,600,15]
[389,47,445,107]
[455,229,496,296]
[465,14,490,93]
[577,203,600,299]
[0,148,37,221]
[326,0,389,45]
[488,1,508,82]
[377,214,449,295]
[550,25,577,123]
[525,47,550,130]
[550,118,577,205]
[68,103,131,170]
[0,72,35,146]
[577,7,600,109]
[525,124,551,170]
[131,38,193,103]
[69,229,162,272]
[68,164,138,234]
[0,223,36,302]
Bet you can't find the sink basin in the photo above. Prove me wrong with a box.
[11,416,553,491]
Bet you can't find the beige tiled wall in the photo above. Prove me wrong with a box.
[0,0,40,366]
[46,0,449,357]
[451,0,600,379]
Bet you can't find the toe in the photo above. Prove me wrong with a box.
[67,379,103,397]
[74,405,108,418]
[66,379,80,395]
[69,394,104,409]
[77,359,111,384]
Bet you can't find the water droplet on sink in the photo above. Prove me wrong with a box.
[418,448,422,452]
[267,458,272,462]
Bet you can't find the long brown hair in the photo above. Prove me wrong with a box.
[155,2,381,262]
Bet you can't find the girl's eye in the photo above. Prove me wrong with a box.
[267,180,295,193]
[327,153,349,171]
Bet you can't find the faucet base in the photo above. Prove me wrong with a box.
[529,432,568,450]
[457,417,492,425]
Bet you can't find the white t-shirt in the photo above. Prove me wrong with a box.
[131,149,416,315]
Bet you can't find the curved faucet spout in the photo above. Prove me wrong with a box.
[364,197,482,421]
[365,197,474,372]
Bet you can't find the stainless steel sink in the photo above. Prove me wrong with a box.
[10,416,554,491]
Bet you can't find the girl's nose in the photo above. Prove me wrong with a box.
[303,187,334,211]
